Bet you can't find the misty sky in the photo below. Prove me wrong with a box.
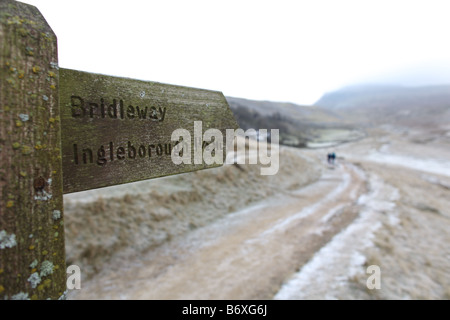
[19,0,450,105]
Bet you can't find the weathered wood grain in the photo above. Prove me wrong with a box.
[60,68,239,194]
[0,0,66,300]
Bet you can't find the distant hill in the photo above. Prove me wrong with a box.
[226,96,364,148]
[314,85,450,129]
[226,84,450,148]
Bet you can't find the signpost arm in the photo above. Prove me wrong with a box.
[0,0,66,299]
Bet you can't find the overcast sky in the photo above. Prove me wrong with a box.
[19,0,450,105]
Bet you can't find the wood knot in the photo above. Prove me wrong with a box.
[33,176,47,192]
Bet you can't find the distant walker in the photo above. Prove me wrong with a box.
[327,152,336,165]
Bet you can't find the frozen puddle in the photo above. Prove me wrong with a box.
[274,173,399,300]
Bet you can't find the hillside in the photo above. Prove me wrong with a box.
[226,96,365,148]
[314,85,450,130]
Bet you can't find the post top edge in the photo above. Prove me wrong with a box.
[0,0,56,37]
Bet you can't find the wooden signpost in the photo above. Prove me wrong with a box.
[60,68,238,194]
[0,0,238,299]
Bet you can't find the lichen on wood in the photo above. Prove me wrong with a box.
[0,0,66,300]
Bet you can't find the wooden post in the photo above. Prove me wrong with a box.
[0,0,66,300]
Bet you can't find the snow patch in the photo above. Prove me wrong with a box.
[367,153,450,178]
[320,204,346,224]
[274,173,398,300]
[259,172,351,238]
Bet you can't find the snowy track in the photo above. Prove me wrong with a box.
[69,130,450,300]
[70,160,368,300]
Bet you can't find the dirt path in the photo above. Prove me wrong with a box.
[274,132,450,300]
[68,131,450,300]
[69,158,367,300]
